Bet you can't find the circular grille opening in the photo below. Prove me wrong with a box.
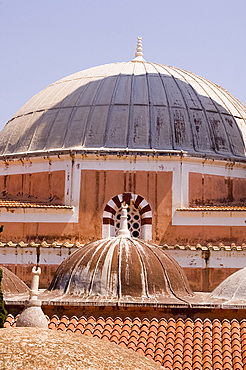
[115,202,141,238]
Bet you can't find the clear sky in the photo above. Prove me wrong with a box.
[0,0,245,130]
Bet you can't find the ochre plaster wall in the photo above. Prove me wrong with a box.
[0,171,65,204]
[162,225,246,245]
[183,267,240,292]
[0,169,245,244]
[78,170,172,243]
[0,169,172,243]
[189,173,246,206]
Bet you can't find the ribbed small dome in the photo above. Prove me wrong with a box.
[48,236,192,301]
[0,265,29,295]
[0,61,245,160]
[211,267,246,301]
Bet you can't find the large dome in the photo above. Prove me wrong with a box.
[48,236,192,304]
[0,60,245,160]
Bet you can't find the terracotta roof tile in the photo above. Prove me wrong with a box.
[177,206,246,212]
[2,240,245,251]
[87,316,96,325]
[66,315,78,332]
[77,316,87,326]
[114,317,123,326]
[96,317,106,326]
[122,317,132,327]
[240,320,246,368]
[160,242,246,251]
[92,329,103,338]
[110,329,121,344]
[93,319,105,338]
[145,341,155,353]
[173,319,184,369]
[57,315,69,331]
[119,339,128,348]
[221,320,232,369]
[202,320,212,370]
[4,314,14,328]
[0,199,73,209]
[154,355,163,365]
[136,342,146,353]
[48,314,59,330]
[128,338,138,351]
[193,320,203,369]
[230,320,243,370]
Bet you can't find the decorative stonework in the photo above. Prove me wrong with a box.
[115,203,141,238]
[102,193,152,240]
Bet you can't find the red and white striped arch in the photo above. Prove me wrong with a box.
[102,193,152,241]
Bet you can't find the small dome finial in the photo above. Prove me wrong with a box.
[117,203,131,237]
[132,36,146,62]
[16,266,48,328]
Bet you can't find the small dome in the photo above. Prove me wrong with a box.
[0,265,29,295]
[0,61,245,160]
[211,267,246,300]
[48,236,192,301]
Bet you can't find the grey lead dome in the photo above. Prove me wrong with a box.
[0,61,246,159]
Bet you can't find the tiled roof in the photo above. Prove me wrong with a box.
[161,243,246,251]
[0,199,73,209]
[177,206,246,212]
[0,240,245,251]
[0,240,81,248]
[5,314,246,369]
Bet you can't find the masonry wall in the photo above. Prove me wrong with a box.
[79,170,172,243]
[0,159,244,245]
[189,173,246,206]
[0,171,65,204]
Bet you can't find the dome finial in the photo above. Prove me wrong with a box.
[132,36,146,62]
[117,203,131,237]
[16,266,48,328]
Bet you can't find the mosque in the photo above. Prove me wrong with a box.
[0,38,245,245]
[1,38,246,369]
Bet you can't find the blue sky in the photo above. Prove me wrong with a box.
[0,0,245,130]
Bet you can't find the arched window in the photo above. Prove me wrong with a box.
[102,193,152,241]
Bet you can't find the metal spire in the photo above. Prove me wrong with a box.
[117,203,131,237]
[132,37,146,62]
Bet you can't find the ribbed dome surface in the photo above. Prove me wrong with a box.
[211,267,246,301]
[48,236,192,301]
[0,265,29,295]
[0,61,245,160]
